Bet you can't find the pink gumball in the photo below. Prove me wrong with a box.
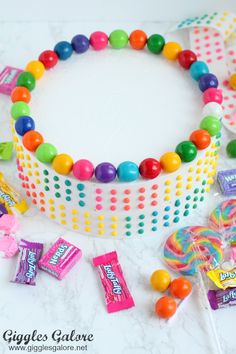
[90,31,108,50]
[203,88,223,104]
[73,159,94,180]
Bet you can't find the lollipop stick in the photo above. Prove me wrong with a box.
[190,237,223,354]
[197,270,223,354]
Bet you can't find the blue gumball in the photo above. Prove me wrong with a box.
[190,61,209,81]
[117,161,139,182]
[15,116,35,136]
[198,73,218,92]
[54,41,73,60]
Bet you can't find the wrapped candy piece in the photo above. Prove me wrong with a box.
[0,173,28,214]
[217,169,236,196]
[39,238,82,280]
[208,288,236,310]
[12,239,43,285]
[0,203,8,218]
[0,66,22,95]
[0,214,20,234]
[0,142,13,161]
[207,267,236,290]
[0,235,18,258]
[93,251,135,313]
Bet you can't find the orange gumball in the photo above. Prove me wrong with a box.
[169,277,192,299]
[52,153,74,175]
[22,130,44,152]
[129,30,147,50]
[11,86,31,103]
[155,296,177,319]
[189,129,211,150]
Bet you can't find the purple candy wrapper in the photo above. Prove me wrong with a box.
[11,239,43,286]
[207,288,236,310]
[217,169,236,196]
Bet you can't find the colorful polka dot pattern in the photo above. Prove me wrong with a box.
[13,123,220,238]
[173,10,236,133]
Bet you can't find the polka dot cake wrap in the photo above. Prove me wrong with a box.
[163,226,223,275]
[209,199,236,233]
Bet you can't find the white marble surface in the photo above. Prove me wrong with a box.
[0,21,235,354]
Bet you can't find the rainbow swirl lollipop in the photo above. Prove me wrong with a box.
[163,226,223,276]
[209,199,236,234]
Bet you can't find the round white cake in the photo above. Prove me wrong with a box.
[11,27,221,238]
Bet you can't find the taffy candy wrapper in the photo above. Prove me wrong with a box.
[0,214,20,234]
[93,251,135,313]
[207,268,236,290]
[0,203,8,217]
[208,288,236,310]
[38,237,82,280]
[217,170,236,197]
[0,142,13,161]
[0,215,19,258]
[0,173,28,214]
[12,239,43,285]
[0,235,18,258]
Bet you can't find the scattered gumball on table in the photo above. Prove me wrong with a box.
[150,269,171,292]
[155,296,177,319]
[169,277,192,299]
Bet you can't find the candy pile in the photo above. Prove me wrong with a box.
[162,198,236,313]
[150,269,192,319]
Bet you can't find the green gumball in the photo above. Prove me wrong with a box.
[16,71,36,92]
[200,116,221,136]
[226,139,236,158]
[109,29,128,49]
[147,34,165,54]
[175,141,197,162]
[11,101,30,120]
[36,143,58,163]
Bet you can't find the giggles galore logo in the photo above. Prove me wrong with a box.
[103,265,122,295]
[2,330,94,345]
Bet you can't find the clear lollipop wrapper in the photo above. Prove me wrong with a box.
[209,199,236,241]
[162,226,224,354]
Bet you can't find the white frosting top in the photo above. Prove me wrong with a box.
[31,31,202,165]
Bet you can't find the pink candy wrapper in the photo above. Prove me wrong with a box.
[0,66,22,95]
[12,239,43,285]
[93,251,135,313]
[39,238,82,280]
[0,235,18,258]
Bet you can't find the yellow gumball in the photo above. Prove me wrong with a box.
[25,60,45,80]
[160,152,181,173]
[229,73,236,90]
[150,269,171,292]
[163,42,182,60]
[52,153,73,175]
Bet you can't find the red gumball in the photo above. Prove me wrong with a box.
[139,158,161,179]
[178,50,197,69]
[189,129,211,150]
[38,50,58,70]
